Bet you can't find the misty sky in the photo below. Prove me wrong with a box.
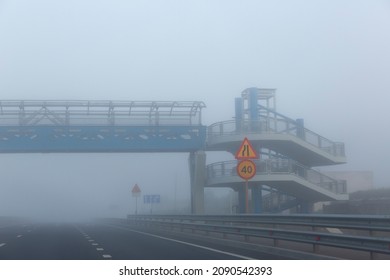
[0,1,390,219]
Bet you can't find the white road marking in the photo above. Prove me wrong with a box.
[105,224,255,260]
[73,224,112,258]
[17,235,22,238]
[0,243,6,247]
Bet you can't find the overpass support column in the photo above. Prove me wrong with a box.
[298,201,314,214]
[235,97,243,132]
[238,187,246,214]
[248,89,260,132]
[252,185,263,213]
[189,150,206,214]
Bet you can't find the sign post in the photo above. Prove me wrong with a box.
[143,195,160,214]
[235,137,259,214]
[131,183,141,215]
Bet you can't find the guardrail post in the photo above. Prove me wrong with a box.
[313,236,321,253]
[370,251,374,260]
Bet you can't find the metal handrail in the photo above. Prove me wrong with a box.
[207,120,345,157]
[206,159,347,194]
[0,100,206,126]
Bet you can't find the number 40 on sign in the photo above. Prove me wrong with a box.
[237,159,256,180]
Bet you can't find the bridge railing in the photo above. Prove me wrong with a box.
[206,159,347,194]
[0,100,206,126]
[122,214,390,259]
[207,120,345,157]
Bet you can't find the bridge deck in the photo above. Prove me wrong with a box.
[0,100,207,152]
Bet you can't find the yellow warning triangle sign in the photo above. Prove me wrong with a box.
[235,137,259,159]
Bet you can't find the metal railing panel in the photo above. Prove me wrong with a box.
[207,120,345,157]
[206,159,347,194]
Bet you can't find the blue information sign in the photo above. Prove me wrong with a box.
[143,195,160,204]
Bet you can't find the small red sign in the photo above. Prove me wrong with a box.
[132,184,141,194]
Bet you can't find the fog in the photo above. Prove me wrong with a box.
[0,1,389,221]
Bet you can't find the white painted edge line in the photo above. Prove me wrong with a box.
[102,255,112,258]
[0,243,6,247]
[105,224,255,260]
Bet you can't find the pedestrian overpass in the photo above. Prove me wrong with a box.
[0,100,206,153]
[0,90,348,214]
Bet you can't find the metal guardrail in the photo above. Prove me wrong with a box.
[207,120,345,157]
[125,214,390,259]
[207,159,347,194]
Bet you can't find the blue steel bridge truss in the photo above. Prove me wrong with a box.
[0,100,207,153]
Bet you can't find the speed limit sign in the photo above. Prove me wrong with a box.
[237,160,256,180]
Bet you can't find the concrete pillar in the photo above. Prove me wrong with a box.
[235,97,243,132]
[248,89,259,132]
[298,201,313,214]
[238,186,246,214]
[188,150,206,214]
[252,185,263,213]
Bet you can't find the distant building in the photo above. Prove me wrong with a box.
[324,171,374,193]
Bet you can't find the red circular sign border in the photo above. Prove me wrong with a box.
[236,160,257,180]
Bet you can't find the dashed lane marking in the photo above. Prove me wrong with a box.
[73,224,113,259]
[17,235,22,238]
[0,243,6,247]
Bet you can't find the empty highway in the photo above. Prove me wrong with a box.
[0,219,284,260]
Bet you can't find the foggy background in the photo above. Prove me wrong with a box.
[0,0,389,221]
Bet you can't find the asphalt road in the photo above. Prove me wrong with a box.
[0,220,282,260]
